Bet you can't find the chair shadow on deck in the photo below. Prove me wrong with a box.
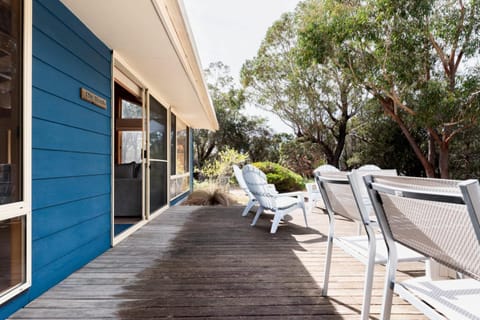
[115,206,343,319]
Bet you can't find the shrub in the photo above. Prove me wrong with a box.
[252,162,305,192]
[199,148,248,186]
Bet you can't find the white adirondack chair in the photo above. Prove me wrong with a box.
[242,164,307,234]
[233,165,257,216]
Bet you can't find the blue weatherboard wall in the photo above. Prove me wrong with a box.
[0,0,112,318]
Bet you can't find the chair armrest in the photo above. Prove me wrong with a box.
[305,182,318,194]
[266,184,278,194]
[274,191,305,198]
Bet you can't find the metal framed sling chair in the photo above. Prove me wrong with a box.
[365,175,480,320]
[315,167,424,320]
[306,164,340,215]
[242,164,307,234]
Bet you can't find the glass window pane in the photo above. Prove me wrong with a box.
[149,96,167,160]
[170,113,176,175]
[170,175,189,199]
[0,0,22,205]
[0,216,25,295]
[176,119,187,174]
[121,131,142,163]
[121,99,142,119]
[150,161,167,212]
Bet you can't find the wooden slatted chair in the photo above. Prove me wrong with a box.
[242,164,307,234]
[315,166,425,320]
[365,175,480,320]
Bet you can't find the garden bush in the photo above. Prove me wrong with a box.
[252,162,305,192]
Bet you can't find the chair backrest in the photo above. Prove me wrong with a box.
[242,165,276,210]
[366,175,480,280]
[348,166,397,222]
[313,164,340,175]
[315,170,361,222]
[233,165,249,192]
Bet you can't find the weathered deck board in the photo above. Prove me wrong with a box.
[10,205,427,319]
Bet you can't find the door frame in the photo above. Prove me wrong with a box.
[110,53,171,246]
[0,0,32,304]
[111,54,148,245]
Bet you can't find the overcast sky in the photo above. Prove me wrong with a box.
[183,0,302,133]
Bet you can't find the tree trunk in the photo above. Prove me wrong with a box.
[332,118,348,170]
[427,132,436,175]
[438,141,449,179]
[379,99,436,177]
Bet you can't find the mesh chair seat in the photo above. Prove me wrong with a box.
[396,277,480,320]
[335,235,423,265]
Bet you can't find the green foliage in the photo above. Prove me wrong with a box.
[252,162,305,192]
[449,126,480,180]
[349,103,425,176]
[241,6,365,167]
[279,138,325,177]
[297,0,480,178]
[194,62,285,170]
[200,148,248,185]
[249,132,293,163]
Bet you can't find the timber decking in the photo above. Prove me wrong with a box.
[11,205,427,319]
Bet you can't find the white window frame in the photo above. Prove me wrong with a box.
[0,0,33,305]
[169,115,190,200]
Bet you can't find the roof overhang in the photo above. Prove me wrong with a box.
[60,0,218,131]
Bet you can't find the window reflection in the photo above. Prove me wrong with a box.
[0,0,22,205]
[176,120,187,174]
[170,115,190,199]
[0,217,25,295]
[121,99,142,119]
[121,131,142,163]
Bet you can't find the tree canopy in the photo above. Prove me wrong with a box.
[241,10,366,168]
[298,0,480,177]
[194,62,287,171]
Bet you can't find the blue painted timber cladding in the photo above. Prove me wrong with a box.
[0,0,112,318]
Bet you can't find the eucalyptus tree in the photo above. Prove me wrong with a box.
[194,62,279,169]
[241,10,366,168]
[299,0,480,178]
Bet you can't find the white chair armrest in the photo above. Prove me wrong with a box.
[306,182,317,194]
[273,191,305,198]
[266,184,279,194]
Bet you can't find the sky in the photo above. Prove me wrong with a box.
[182,0,302,133]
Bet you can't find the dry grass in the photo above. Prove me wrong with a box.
[182,188,239,206]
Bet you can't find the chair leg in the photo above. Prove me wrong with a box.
[251,206,264,226]
[270,210,283,234]
[301,203,308,228]
[322,213,335,296]
[309,200,316,215]
[360,244,376,319]
[242,198,256,216]
[380,258,397,320]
